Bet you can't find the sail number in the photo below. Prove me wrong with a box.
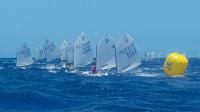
[18,49,31,57]
[76,41,92,54]
[119,42,137,59]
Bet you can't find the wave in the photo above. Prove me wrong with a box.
[48,70,59,74]
[81,71,109,77]
[0,58,200,112]
[134,72,163,77]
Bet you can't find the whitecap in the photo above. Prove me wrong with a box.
[65,69,77,74]
[16,66,29,69]
[3,61,7,64]
[45,64,62,70]
[37,66,46,69]
[81,71,109,77]
[135,72,162,77]
[45,64,56,70]
[55,66,62,70]
[48,70,58,74]
[169,75,185,78]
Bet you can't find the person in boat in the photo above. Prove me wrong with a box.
[91,65,97,74]
[65,63,74,71]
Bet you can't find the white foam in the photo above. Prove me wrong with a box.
[16,66,29,69]
[170,75,185,78]
[65,69,78,74]
[48,70,58,74]
[3,61,7,64]
[81,71,109,77]
[45,64,56,70]
[37,66,46,69]
[81,71,90,75]
[135,72,162,77]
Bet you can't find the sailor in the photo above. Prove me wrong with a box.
[91,65,97,74]
[65,63,74,71]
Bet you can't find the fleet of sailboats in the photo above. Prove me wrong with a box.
[15,32,142,74]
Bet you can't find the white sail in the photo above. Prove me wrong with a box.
[150,52,155,59]
[116,33,141,73]
[43,39,60,62]
[60,40,74,64]
[60,40,68,61]
[65,41,74,64]
[74,32,93,67]
[158,53,162,59]
[16,43,33,67]
[96,34,116,70]
[35,46,45,61]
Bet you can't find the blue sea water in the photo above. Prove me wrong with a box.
[0,58,200,112]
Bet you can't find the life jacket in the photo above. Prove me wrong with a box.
[91,66,97,74]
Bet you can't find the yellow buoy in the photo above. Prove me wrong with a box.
[163,52,188,76]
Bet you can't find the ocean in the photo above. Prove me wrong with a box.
[0,58,199,112]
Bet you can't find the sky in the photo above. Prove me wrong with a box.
[0,0,200,57]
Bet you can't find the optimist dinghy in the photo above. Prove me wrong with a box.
[16,43,33,68]
[116,33,141,73]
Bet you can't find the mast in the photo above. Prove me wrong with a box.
[96,44,98,68]
[114,44,118,73]
[73,40,75,67]
[64,48,68,63]
[16,48,19,65]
